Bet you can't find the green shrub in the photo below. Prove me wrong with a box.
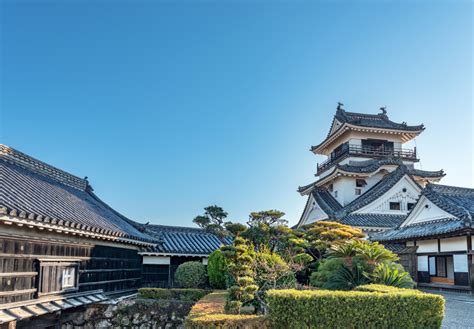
[309,258,344,287]
[266,288,445,329]
[186,291,268,329]
[174,261,208,288]
[138,288,208,301]
[208,250,228,289]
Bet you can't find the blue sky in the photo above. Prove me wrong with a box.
[1,1,472,227]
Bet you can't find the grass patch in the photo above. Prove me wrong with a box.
[186,291,269,329]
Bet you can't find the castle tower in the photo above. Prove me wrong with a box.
[296,104,445,233]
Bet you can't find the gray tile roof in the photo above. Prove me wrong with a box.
[339,214,406,228]
[423,184,474,220]
[372,218,467,242]
[144,225,232,255]
[312,108,424,151]
[382,243,417,254]
[312,189,342,216]
[334,109,425,132]
[0,144,155,243]
[372,184,474,241]
[298,160,443,194]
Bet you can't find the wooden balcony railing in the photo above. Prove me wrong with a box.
[317,145,417,174]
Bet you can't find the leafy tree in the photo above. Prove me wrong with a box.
[251,247,296,314]
[193,205,229,238]
[247,210,287,227]
[224,222,247,237]
[207,250,227,289]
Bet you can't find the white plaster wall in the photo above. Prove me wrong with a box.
[440,237,468,252]
[354,175,421,215]
[402,197,456,227]
[300,194,329,226]
[202,258,208,265]
[416,240,438,253]
[143,256,171,265]
[332,176,354,206]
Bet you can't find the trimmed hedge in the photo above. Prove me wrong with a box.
[138,288,208,302]
[354,283,415,293]
[186,291,269,329]
[266,287,445,329]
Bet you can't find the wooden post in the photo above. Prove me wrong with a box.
[8,321,16,329]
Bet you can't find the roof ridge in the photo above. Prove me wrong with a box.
[146,224,208,233]
[426,183,474,194]
[0,144,88,191]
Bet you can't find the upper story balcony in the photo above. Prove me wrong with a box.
[316,143,418,175]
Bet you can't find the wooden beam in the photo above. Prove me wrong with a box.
[0,272,37,278]
[78,277,140,287]
[0,289,36,297]
[79,268,141,273]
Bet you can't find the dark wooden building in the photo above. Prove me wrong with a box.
[0,145,158,328]
[0,144,228,328]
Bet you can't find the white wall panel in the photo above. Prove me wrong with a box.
[143,256,171,265]
[453,254,468,272]
[416,240,438,253]
[440,237,467,252]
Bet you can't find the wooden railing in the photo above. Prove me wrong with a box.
[317,145,417,174]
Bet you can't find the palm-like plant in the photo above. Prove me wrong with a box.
[323,263,369,290]
[371,262,415,288]
[354,241,399,264]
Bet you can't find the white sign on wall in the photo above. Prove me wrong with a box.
[417,255,428,271]
[453,254,468,272]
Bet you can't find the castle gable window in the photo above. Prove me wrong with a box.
[356,179,367,187]
[407,202,416,211]
[389,202,401,210]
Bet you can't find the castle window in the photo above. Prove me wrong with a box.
[328,184,333,192]
[356,179,367,187]
[62,267,76,288]
[334,191,338,198]
[355,188,362,195]
[407,203,416,211]
[389,202,401,210]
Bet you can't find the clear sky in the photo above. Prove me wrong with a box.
[1,0,472,227]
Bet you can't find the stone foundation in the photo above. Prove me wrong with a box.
[59,297,195,329]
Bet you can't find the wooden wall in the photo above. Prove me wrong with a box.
[0,235,141,305]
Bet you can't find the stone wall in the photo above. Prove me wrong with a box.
[60,298,195,329]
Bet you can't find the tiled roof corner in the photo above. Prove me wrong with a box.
[0,144,88,191]
[0,146,156,244]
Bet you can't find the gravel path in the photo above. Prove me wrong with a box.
[427,291,474,329]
